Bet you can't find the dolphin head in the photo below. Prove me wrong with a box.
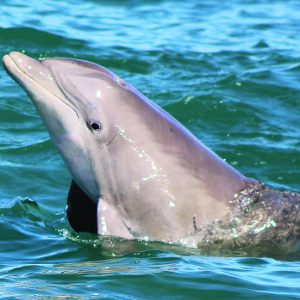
[3,52,131,202]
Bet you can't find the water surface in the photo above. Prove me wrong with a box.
[1,0,300,298]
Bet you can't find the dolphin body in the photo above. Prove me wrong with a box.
[4,51,300,249]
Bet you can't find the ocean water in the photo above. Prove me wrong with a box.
[1,0,300,298]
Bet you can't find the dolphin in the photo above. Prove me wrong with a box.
[4,51,300,249]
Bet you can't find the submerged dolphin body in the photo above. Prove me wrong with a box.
[3,52,300,249]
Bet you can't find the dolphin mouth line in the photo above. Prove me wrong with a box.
[4,54,79,119]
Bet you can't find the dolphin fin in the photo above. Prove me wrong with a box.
[97,199,134,239]
[67,180,97,233]
[66,180,133,239]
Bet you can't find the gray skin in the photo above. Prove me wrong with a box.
[3,51,265,246]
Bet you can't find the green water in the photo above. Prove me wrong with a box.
[1,0,300,298]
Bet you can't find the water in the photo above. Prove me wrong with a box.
[1,0,300,298]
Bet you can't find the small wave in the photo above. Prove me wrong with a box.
[0,27,86,51]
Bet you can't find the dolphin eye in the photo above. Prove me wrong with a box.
[91,122,101,130]
[87,121,102,132]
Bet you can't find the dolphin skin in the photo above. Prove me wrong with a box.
[3,52,300,250]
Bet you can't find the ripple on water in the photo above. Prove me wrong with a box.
[1,0,300,299]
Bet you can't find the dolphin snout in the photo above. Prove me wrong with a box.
[5,51,55,84]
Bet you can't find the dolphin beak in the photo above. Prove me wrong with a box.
[3,51,55,90]
[3,52,73,112]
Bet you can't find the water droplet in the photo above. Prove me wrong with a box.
[169,201,176,208]
[96,90,102,98]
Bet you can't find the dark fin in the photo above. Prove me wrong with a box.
[66,180,97,233]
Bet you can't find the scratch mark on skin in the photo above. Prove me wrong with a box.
[193,216,198,231]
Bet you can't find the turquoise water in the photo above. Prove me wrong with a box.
[1,0,300,298]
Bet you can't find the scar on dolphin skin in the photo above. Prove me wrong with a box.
[193,216,198,231]
[3,51,300,251]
